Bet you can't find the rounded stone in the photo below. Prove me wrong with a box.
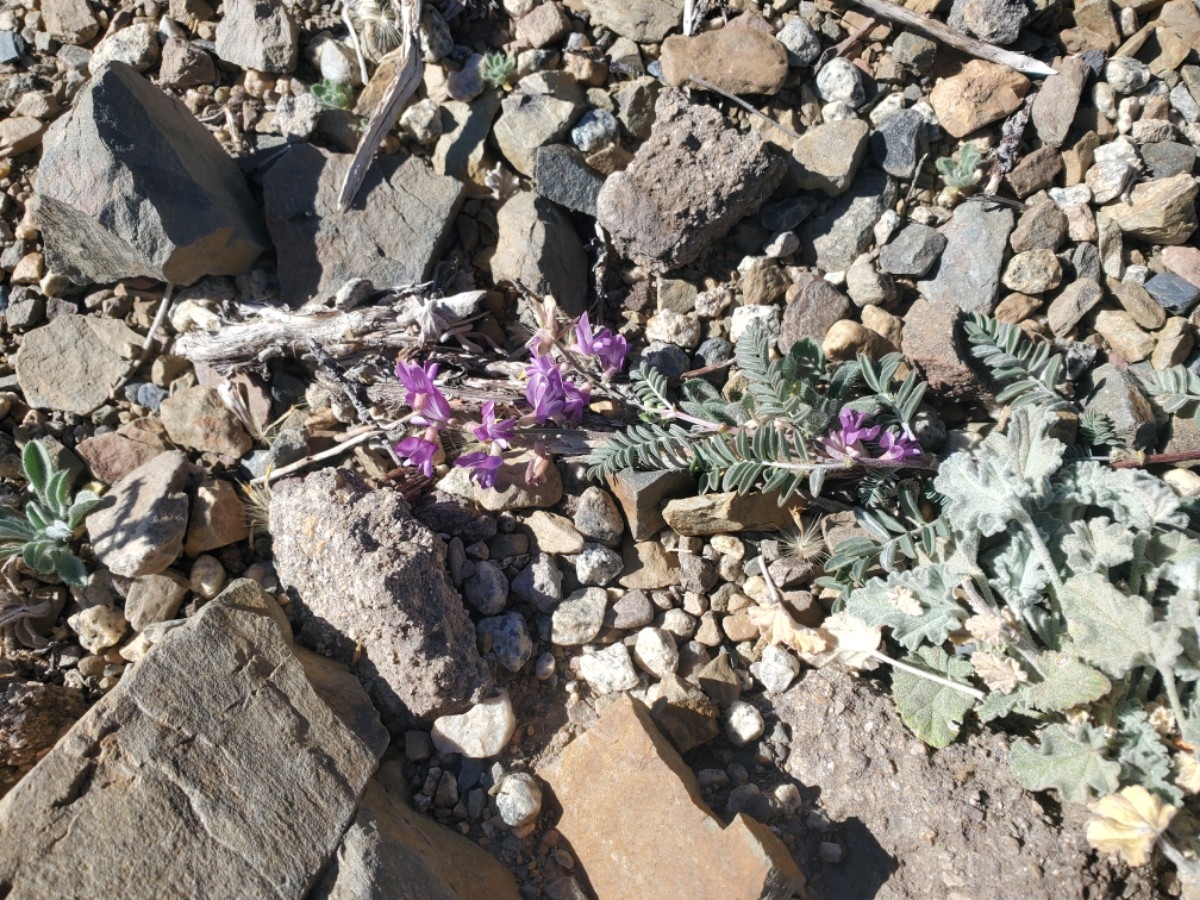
[496,772,543,828]
[1104,56,1149,95]
[633,626,680,678]
[551,587,608,645]
[1001,249,1063,294]
[815,58,864,106]
[188,554,226,600]
[431,692,517,758]
[477,612,534,673]
[573,486,624,547]
[726,701,765,746]
[462,560,509,614]
[749,644,800,694]
[777,18,821,67]
[571,108,618,153]
[576,543,624,586]
[578,643,641,694]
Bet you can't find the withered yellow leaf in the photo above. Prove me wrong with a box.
[1086,785,1177,866]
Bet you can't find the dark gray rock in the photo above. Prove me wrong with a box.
[778,276,853,352]
[800,168,896,272]
[214,0,298,73]
[1083,363,1157,450]
[511,551,562,614]
[892,32,936,71]
[870,109,926,178]
[694,337,733,387]
[1071,242,1101,282]
[535,144,605,216]
[917,201,1014,313]
[463,560,509,615]
[0,678,85,795]
[263,145,464,306]
[0,580,387,898]
[34,63,266,286]
[1141,142,1196,179]
[1145,272,1200,315]
[573,486,625,548]
[948,0,1030,45]
[879,222,946,277]
[597,89,785,273]
[270,468,491,728]
[492,191,588,315]
[760,196,818,233]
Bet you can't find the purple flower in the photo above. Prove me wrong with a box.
[455,450,505,489]
[395,359,452,426]
[472,400,517,448]
[574,312,628,380]
[525,355,588,425]
[877,430,923,463]
[818,408,880,461]
[562,379,589,423]
[395,435,438,478]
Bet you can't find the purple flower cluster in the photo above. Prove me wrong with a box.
[819,409,923,465]
[393,359,455,478]
[525,355,589,425]
[574,313,628,381]
[455,400,518,489]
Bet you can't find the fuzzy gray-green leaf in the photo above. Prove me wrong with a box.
[891,646,977,748]
[1010,723,1120,803]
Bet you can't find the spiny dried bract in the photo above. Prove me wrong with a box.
[348,0,402,61]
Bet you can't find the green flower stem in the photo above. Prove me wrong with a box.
[1015,508,1064,607]
[1160,666,1189,737]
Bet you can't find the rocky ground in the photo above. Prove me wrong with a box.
[0,0,1198,895]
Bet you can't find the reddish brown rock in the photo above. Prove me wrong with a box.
[929,60,1031,138]
[660,28,788,96]
[159,386,252,458]
[1164,246,1200,289]
[76,431,170,484]
[901,298,980,400]
[541,695,805,900]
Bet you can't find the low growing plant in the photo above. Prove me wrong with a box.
[480,50,515,88]
[311,77,354,110]
[0,441,101,586]
[935,143,982,205]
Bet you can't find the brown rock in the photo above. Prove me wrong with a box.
[1005,146,1063,198]
[1152,317,1194,370]
[740,258,788,305]
[648,673,721,753]
[184,478,247,556]
[1031,56,1090,147]
[661,28,788,95]
[314,769,520,899]
[1063,131,1101,185]
[900,298,980,400]
[1072,0,1120,48]
[1047,278,1104,335]
[1164,245,1200,289]
[1103,174,1198,245]
[778,276,853,353]
[0,117,46,158]
[619,541,681,590]
[515,2,570,48]
[822,319,895,362]
[1094,309,1155,361]
[1110,277,1168,330]
[159,386,252,458]
[76,431,170,484]
[0,679,86,796]
[124,570,189,631]
[994,292,1043,324]
[159,36,217,87]
[929,60,1030,138]
[1010,201,1068,252]
[41,0,99,43]
[661,491,798,536]
[789,118,870,196]
[540,695,805,900]
[722,611,760,643]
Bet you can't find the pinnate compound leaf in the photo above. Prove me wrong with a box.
[845,564,967,651]
[891,646,976,748]
[1059,574,1178,677]
[1011,723,1120,803]
[1086,786,1176,867]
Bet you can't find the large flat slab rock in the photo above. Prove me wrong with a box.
[597,90,785,273]
[263,145,465,306]
[541,694,806,899]
[314,765,521,900]
[16,314,142,415]
[34,63,266,286]
[270,468,491,728]
[0,580,387,898]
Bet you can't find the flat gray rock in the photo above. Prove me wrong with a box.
[16,315,143,415]
[214,0,297,73]
[263,145,465,306]
[917,200,1014,313]
[0,580,386,898]
[598,90,785,274]
[491,191,588,315]
[535,144,605,216]
[800,168,896,273]
[270,468,491,728]
[34,63,266,286]
[86,450,192,578]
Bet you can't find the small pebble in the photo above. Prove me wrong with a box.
[726,700,765,746]
[189,554,227,600]
[495,772,542,829]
